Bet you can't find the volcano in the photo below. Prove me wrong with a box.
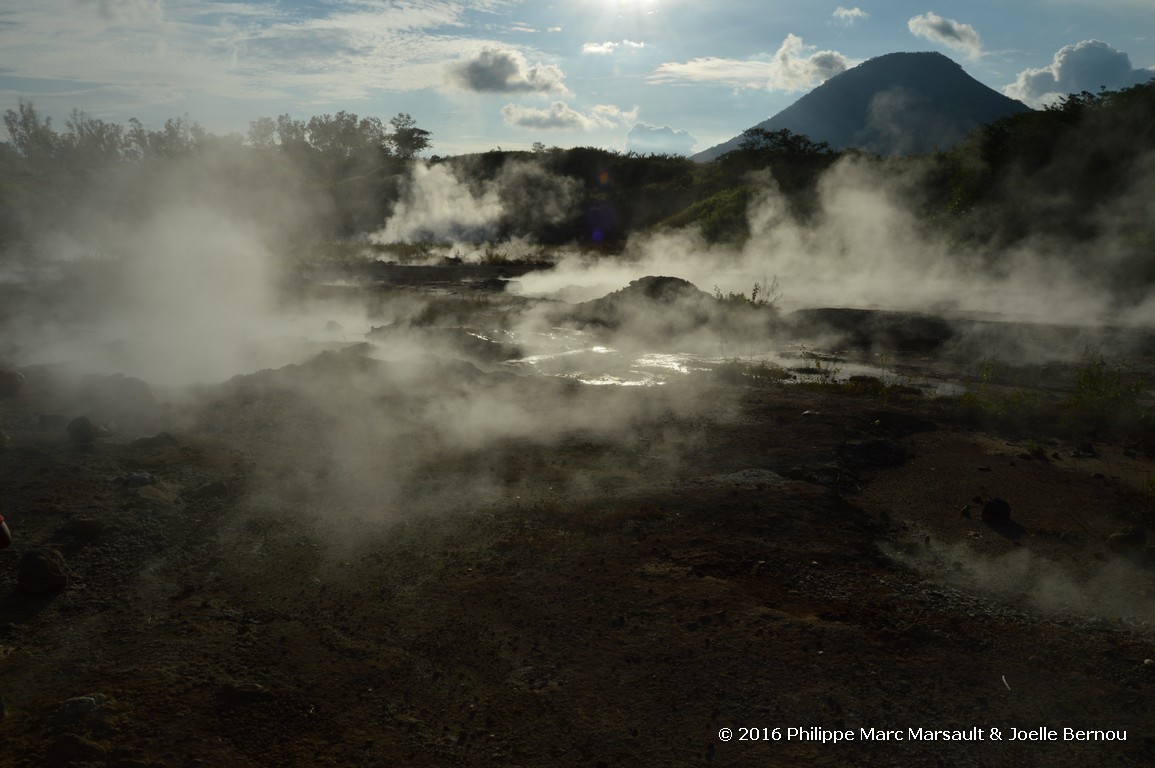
[693,51,1031,160]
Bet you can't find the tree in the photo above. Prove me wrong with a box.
[737,127,831,157]
[275,114,309,148]
[3,99,60,163]
[388,112,431,159]
[246,116,277,148]
[126,115,203,160]
[62,109,126,167]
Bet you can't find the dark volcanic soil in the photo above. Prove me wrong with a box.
[1,283,1155,767]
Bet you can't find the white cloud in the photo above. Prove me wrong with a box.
[500,101,636,131]
[75,0,162,24]
[1004,40,1155,107]
[649,34,851,92]
[832,7,869,28]
[582,40,646,55]
[0,1,517,120]
[448,47,569,94]
[625,123,697,156]
[907,12,982,59]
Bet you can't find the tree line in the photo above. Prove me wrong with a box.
[0,102,432,242]
[2,79,1153,289]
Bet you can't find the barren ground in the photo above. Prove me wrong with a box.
[1,274,1154,767]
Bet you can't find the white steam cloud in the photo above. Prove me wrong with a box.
[374,159,582,243]
[515,158,1134,328]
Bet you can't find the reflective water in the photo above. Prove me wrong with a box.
[494,328,964,395]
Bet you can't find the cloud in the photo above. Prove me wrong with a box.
[831,6,869,27]
[649,34,851,92]
[3,0,507,123]
[624,123,697,156]
[907,12,982,59]
[75,0,162,24]
[1004,40,1155,107]
[582,40,646,55]
[448,47,569,94]
[501,101,637,131]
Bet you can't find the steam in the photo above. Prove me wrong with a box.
[376,162,503,243]
[374,158,581,244]
[0,145,343,388]
[515,155,1145,330]
[887,538,1155,625]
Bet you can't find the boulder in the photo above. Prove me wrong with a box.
[17,549,69,595]
[66,416,109,444]
[980,497,1012,526]
[1107,527,1146,554]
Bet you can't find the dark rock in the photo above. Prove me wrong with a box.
[78,372,159,423]
[981,498,1012,526]
[217,681,274,706]
[45,733,106,766]
[131,431,178,450]
[0,430,10,451]
[1107,527,1146,554]
[17,548,69,595]
[840,439,908,470]
[66,416,108,444]
[58,517,107,541]
[122,472,157,488]
[50,693,108,725]
[0,368,24,398]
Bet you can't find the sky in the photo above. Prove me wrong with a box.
[1,1,1153,157]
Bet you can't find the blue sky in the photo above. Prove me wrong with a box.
[2,1,1153,156]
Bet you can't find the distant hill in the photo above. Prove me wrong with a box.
[693,52,1031,161]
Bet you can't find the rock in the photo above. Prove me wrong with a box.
[217,681,273,705]
[1107,527,1146,554]
[0,430,10,451]
[131,431,178,450]
[58,517,107,541]
[122,471,157,488]
[78,373,159,423]
[45,732,107,765]
[66,416,109,444]
[0,368,24,398]
[17,549,69,595]
[841,439,908,470]
[50,693,108,725]
[981,497,1012,526]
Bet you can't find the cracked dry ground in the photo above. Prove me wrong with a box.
[1,372,1154,767]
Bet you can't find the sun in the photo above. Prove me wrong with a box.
[611,0,660,16]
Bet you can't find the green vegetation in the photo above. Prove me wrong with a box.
[951,352,1151,440]
[712,277,781,310]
